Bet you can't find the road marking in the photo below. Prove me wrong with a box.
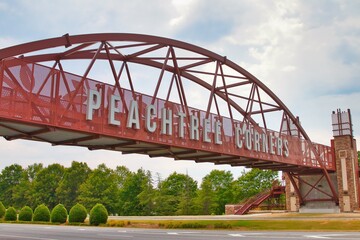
[77,228,86,231]
[167,232,179,235]
[98,234,133,238]
[0,234,57,240]
[305,236,329,239]
[228,233,244,237]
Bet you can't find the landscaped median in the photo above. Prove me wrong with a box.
[105,218,360,231]
[1,200,360,231]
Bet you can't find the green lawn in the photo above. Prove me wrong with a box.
[106,219,360,231]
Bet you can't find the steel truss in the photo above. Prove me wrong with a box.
[0,33,338,203]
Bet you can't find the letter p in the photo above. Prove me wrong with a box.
[86,89,101,120]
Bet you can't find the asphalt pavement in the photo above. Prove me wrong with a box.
[1,223,360,240]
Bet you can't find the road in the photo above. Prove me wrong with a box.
[0,223,360,240]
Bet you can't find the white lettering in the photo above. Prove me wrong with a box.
[245,129,252,150]
[86,89,101,121]
[203,118,211,143]
[254,130,260,151]
[276,137,283,156]
[126,100,140,129]
[235,127,243,148]
[161,108,172,135]
[84,91,292,157]
[261,132,268,153]
[190,115,199,140]
[177,112,186,138]
[214,121,222,145]
[145,104,156,133]
[283,139,289,157]
[269,134,275,155]
[108,94,121,126]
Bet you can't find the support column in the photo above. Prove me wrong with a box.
[284,173,300,212]
[332,109,359,212]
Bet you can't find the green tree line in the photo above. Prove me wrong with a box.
[0,161,278,215]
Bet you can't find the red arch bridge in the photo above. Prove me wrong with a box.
[0,33,338,205]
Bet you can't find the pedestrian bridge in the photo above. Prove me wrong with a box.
[0,33,334,174]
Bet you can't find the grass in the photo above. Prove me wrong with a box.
[2,216,360,231]
[106,219,360,231]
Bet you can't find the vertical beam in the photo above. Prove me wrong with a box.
[35,61,58,98]
[61,42,104,115]
[104,42,128,112]
[205,61,220,119]
[152,47,171,105]
[286,172,304,205]
[219,64,234,124]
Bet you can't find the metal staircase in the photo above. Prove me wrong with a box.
[234,185,285,215]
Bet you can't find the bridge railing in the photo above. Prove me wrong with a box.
[0,58,335,171]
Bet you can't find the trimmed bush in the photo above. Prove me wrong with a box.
[51,204,68,223]
[33,204,50,222]
[4,207,17,221]
[0,201,5,218]
[18,206,33,221]
[68,203,87,223]
[89,203,108,226]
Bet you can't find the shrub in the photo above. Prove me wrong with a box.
[89,203,108,226]
[51,204,68,223]
[0,201,5,218]
[33,204,50,222]
[18,206,33,221]
[4,207,17,221]
[68,203,87,223]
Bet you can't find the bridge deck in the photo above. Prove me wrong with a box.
[0,58,335,173]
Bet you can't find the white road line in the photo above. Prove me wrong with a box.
[167,232,179,235]
[305,236,329,239]
[0,234,57,240]
[97,234,133,238]
[228,233,245,237]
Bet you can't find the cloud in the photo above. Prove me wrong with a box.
[1,0,360,181]
[1,0,179,40]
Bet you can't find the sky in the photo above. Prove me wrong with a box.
[0,0,359,183]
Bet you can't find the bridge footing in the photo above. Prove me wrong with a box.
[285,109,360,213]
[299,199,340,213]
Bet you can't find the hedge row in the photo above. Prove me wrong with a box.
[0,201,108,225]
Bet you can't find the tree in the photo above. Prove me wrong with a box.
[33,164,65,209]
[0,164,24,207]
[196,170,234,215]
[51,204,68,223]
[18,206,33,221]
[78,164,118,214]
[233,168,278,202]
[4,207,17,221]
[56,161,91,210]
[0,201,5,218]
[155,172,197,215]
[33,204,50,222]
[11,170,32,209]
[89,203,108,226]
[117,168,154,216]
[17,163,44,209]
[137,170,157,216]
[68,203,87,223]
[114,166,132,189]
